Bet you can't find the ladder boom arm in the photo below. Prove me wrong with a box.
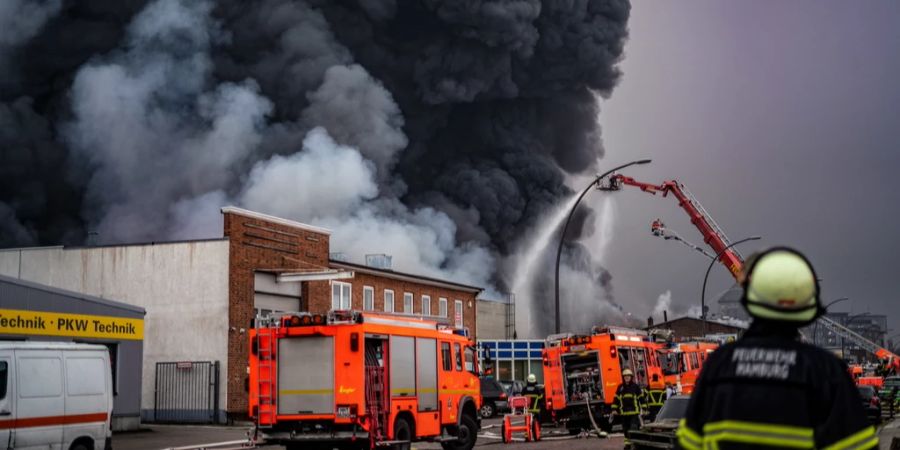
[609,175,744,278]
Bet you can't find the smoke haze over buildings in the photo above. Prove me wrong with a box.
[0,0,632,336]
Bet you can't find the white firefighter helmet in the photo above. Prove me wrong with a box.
[527,373,537,383]
[622,369,634,377]
[741,247,821,323]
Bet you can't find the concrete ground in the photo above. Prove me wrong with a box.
[114,416,898,450]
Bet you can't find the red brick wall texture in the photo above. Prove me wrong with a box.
[223,210,479,417]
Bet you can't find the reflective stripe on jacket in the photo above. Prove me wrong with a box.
[646,389,666,407]
[612,382,645,416]
[676,322,878,450]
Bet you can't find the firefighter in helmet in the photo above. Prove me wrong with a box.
[523,373,544,417]
[677,247,877,450]
[612,369,646,442]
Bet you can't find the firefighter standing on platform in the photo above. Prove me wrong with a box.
[677,247,878,450]
[612,369,646,442]
[644,374,666,422]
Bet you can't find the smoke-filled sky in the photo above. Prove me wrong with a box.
[0,0,632,336]
[4,1,897,339]
[599,2,900,335]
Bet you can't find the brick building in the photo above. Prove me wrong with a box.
[0,207,482,423]
[646,316,745,340]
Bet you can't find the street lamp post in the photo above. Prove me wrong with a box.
[700,236,762,334]
[554,159,652,334]
[813,297,849,346]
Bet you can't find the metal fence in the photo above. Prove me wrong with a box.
[154,361,220,423]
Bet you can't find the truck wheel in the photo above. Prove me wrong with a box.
[393,417,412,450]
[443,414,478,450]
[480,402,495,418]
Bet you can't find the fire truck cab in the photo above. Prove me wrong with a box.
[542,326,664,433]
[249,311,481,450]
[657,341,717,394]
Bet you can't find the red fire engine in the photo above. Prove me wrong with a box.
[657,341,718,394]
[249,310,481,450]
[541,326,664,434]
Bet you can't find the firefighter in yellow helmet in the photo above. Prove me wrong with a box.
[677,247,877,450]
[612,368,646,443]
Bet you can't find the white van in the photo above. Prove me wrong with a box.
[0,342,113,450]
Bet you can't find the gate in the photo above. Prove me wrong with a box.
[154,361,220,423]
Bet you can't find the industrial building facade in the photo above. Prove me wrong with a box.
[0,207,481,422]
[0,274,145,430]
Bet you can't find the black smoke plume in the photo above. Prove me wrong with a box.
[0,0,631,336]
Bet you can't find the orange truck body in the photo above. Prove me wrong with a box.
[248,311,481,449]
[541,327,665,433]
[658,341,718,394]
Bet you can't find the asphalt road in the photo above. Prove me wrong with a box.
[114,418,625,450]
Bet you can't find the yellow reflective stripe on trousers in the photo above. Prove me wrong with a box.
[822,426,878,450]
[677,419,702,450]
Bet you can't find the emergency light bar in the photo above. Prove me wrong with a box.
[281,313,328,328]
[564,335,592,346]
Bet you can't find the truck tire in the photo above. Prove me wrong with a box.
[442,414,478,450]
[393,417,412,450]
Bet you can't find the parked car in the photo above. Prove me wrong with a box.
[858,385,882,425]
[499,380,526,396]
[625,395,691,450]
[0,342,113,450]
[479,377,510,418]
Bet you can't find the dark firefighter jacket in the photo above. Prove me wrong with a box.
[677,321,878,450]
[612,382,646,416]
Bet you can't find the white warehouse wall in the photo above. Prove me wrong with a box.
[0,240,231,420]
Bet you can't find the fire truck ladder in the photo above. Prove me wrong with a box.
[817,316,885,356]
[365,343,388,443]
[256,327,277,427]
[678,183,744,261]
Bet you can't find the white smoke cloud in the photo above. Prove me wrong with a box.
[65,0,272,243]
[238,126,496,291]
[652,290,672,319]
[301,64,408,189]
[57,0,497,297]
[240,127,378,220]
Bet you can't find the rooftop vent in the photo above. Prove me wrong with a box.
[330,252,350,262]
[365,254,392,270]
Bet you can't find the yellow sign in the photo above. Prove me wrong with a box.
[0,308,143,340]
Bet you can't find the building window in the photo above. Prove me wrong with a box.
[422,295,431,316]
[384,290,394,313]
[439,298,448,317]
[332,281,352,310]
[363,286,374,311]
[454,300,463,328]
[403,292,413,314]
